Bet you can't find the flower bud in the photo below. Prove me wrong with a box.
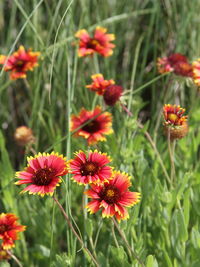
[103,84,123,106]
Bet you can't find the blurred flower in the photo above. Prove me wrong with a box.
[85,171,140,222]
[0,46,40,80]
[75,27,115,57]
[192,59,200,86]
[0,246,10,260]
[70,106,113,145]
[15,152,68,196]
[86,73,115,95]
[14,126,35,146]
[103,84,123,106]
[69,150,112,185]
[0,213,26,250]
[163,104,188,139]
[157,53,193,77]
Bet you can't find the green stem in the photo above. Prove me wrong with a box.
[167,130,176,187]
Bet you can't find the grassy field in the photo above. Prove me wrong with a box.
[1,0,200,266]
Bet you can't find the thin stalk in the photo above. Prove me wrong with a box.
[112,218,145,267]
[53,196,100,267]
[167,130,176,187]
[7,250,23,267]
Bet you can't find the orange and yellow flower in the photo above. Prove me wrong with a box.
[157,53,193,77]
[15,152,68,196]
[69,150,112,185]
[70,106,113,145]
[85,171,140,222]
[192,59,200,86]
[75,27,115,57]
[0,46,40,80]
[0,213,26,250]
[163,104,189,139]
[86,73,115,95]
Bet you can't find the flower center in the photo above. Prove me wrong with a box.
[81,162,98,176]
[87,39,99,49]
[33,168,55,186]
[100,185,120,204]
[0,225,9,234]
[82,120,101,133]
[168,113,178,123]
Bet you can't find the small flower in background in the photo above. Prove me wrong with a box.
[163,104,189,140]
[86,73,115,95]
[70,106,113,145]
[69,150,112,185]
[0,46,40,80]
[103,84,123,106]
[85,171,140,222]
[75,26,115,57]
[0,213,26,250]
[157,53,193,77]
[14,126,35,146]
[192,59,200,86]
[0,245,10,260]
[15,152,68,196]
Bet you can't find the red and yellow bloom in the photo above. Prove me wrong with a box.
[163,104,189,139]
[86,73,115,95]
[192,59,200,86]
[69,150,112,185]
[75,27,115,57]
[157,53,193,77]
[70,106,113,145]
[15,152,68,196]
[103,84,123,106]
[85,171,140,222]
[0,46,40,80]
[0,213,26,250]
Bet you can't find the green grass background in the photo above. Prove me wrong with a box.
[1,0,200,266]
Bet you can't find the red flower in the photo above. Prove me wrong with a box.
[157,53,193,77]
[85,171,140,222]
[103,85,123,106]
[75,27,115,57]
[70,106,113,145]
[15,152,68,196]
[0,213,26,250]
[163,104,189,139]
[0,46,40,80]
[86,73,115,95]
[192,59,200,86]
[69,150,112,185]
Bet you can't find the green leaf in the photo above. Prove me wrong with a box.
[146,255,158,267]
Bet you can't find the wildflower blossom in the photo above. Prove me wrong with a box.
[157,53,193,77]
[14,126,35,146]
[192,59,200,86]
[86,73,115,95]
[0,46,40,80]
[103,84,123,106]
[0,213,26,250]
[75,27,115,57]
[70,106,113,145]
[69,150,112,185]
[0,246,10,260]
[163,104,188,139]
[85,171,140,222]
[15,152,68,196]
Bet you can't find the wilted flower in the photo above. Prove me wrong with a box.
[157,53,193,77]
[75,27,115,57]
[69,150,112,185]
[163,104,188,139]
[14,126,35,146]
[192,59,200,86]
[15,152,68,196]
[85,171,140,222]
[0,46,40,80]
[103,84,123,106]
[86,73,115,95]
[70,106,113,145]
[0,213,26,250]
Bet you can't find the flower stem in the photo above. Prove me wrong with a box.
[7,250,23,267]
[112,218,145,267]
[53,196,99,267]
[167,130,176,187]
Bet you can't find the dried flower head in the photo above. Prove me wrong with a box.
[103,84,123,106]
[14,126,35,146]
[85,171,140,222]
[0,46,40,80]
[0,213,26,250]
